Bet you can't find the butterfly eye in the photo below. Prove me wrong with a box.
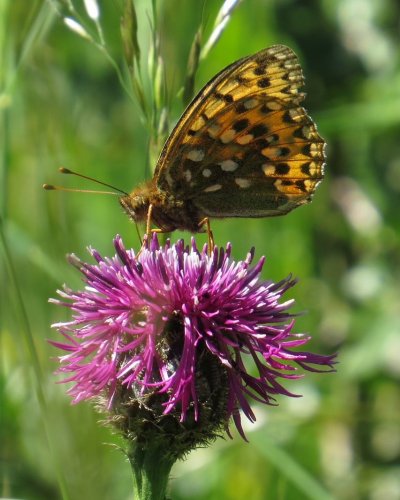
[120,192,149,223]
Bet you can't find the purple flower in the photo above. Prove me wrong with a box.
[50,235,335,439]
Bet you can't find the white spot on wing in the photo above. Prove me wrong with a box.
[244,98,258,110]
[202,168,212,178]
[237,134,253,145]
[235,178,251,188]
[288,71,301,82]
[289,108,304,121]
[262,164,276,176]
[219,160,238,172]
[204,184,222,192]
[310,143,320,157]
[274,179,286,192]
[184,170,192,182]
[266,101,282,111]
[304,179,315,190]
[165,170,174,187]
[187,149,205,162]
[284,60,296,69]
[208,123,221,138]
[302,126,312,139]
[220,129,236,144]
[274,51,287,60]
[192,115,206,131]
[308,161,318,175]
[264,147,286,159]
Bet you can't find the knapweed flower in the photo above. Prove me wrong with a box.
[50,235,335,441]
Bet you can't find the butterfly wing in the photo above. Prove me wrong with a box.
[155,45,325,218]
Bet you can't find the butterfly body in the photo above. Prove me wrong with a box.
[121,45,325,233]
[120,181,202,232]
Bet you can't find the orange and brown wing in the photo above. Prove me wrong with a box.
[155,45,325,217]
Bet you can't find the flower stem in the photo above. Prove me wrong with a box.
[128,441,175,500]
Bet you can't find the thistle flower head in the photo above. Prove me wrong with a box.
[50,235,335,441]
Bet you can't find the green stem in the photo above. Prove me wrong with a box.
[128,441,175,500]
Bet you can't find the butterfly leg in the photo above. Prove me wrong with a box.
[135,204,169,258]
[144,203,163,238]
[145,204,154,238]
[135,205,155,259]
[198,217,214,254]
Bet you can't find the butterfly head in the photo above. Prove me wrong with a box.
[119,187,150,225]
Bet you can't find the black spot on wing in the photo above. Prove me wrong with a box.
[293,127,307,139]
[257,77,270,88]
[279,147,290,157]
[234,75,249,84]
[215,92,234,103]
[283,111,296,123]
[254,66,266,75]
[249,124,268,137]
[235,102,247,114]
[233,118,250,132]
[301,163,311,176]
[275,163,291,175]
[295,180,307,192]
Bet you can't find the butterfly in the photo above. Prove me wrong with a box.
[120,45,325,233]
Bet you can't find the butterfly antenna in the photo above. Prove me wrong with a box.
[43,167,129,196]
[43,184,122,195]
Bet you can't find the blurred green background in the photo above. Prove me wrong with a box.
[1,1,400,499]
